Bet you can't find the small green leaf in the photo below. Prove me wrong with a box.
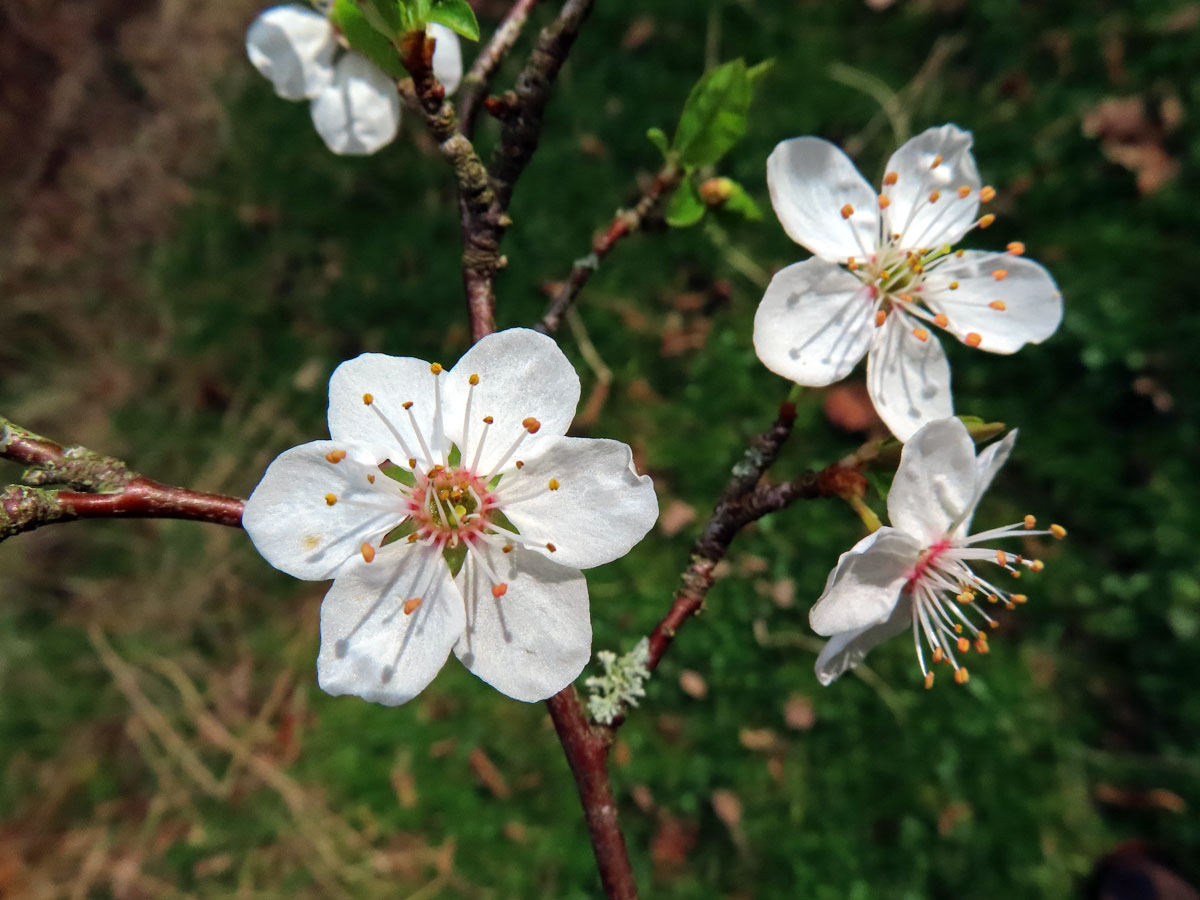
[665,179,706,228]
[428,0,480,41]
[361,0,405,36]
[672,59,752,168]
[646,127,670,157]
[332,0,406,77]
[747,58,776,88]
[722,180,764,220]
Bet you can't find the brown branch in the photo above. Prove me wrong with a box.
[1,416,244,540]
[538,163,683,335]
[458,0,542,137]
[546,689,638,900]
[489,0,595,208]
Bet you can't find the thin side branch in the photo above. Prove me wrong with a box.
[458,0,542,137]
[1,416,244,541]
[538,163,683,335]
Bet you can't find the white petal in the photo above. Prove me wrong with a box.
[500,437,658,569]
[242,440,403,581]
[327,353,448,469]
[884,124,981,250]
[815,595,912,686]
[428,24,463,95]
[310,53,401,155]
[246,4,336,100]
[766,137,880,262]
[454,544,590,702]
[317,542,465,706]
[808,528,921,636]
[886,417,979,545]
[443,328,580,476]
[866,310,953,441]
[753,259,875,386]
[925,252,1063,354]
[955,428,1017,537]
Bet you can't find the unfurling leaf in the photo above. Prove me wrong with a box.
[672,58,762,168]
[428,0,480,41]
[332,0,406,77]
[646,126,670,157]
[665,178,706,228]
[722,180,763,220]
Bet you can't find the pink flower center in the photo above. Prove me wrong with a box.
[905,537,952,590]
[406,466,496,546]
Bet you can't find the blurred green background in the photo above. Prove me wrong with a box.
[2,0,1199,896]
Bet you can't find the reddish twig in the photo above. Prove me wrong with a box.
[538,163,683,335]
[546,689,638,900]
[1,416,244,540]
[458,0,542,137]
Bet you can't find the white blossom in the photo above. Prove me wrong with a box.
[809,417,1065,687]
[246,5,463,156]
[242,329,659,705]
[754,124,1063,440]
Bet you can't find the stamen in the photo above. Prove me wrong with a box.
[326,449,347,464]
[989,300,1007,310]
[957,185,971,199]
[883,171,898,186]
[978,213,996,229]
[1007,241,1026,255]
[546,542,557,553]
[1050,524,1067,539]
[403,597,423,615]
[992,269,1008,281]
[924,672,935,689]
[934,313,949,327]
[928,190,940,203]
[492,583,508,598]
[949,281,959,290]
[840,203,854,220]
[462,374,479,460]
[912,327,929,342]
[878,194,891,210]
[965,333,982,347]
[402,402,435,464]
[364,398,417,462]
[1024,514,1037,529]
[548,479,560,491]
[471,416,493,473]
[875,310,887,327]
[486,418,541,479]
[361,543,376,563]
[979,186,996,202]
[930,154,944,168]
[954,667,970,685]
[325,494,338,506]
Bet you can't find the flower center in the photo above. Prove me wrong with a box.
[408,464,494,544]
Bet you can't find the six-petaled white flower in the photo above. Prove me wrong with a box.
[242,328,659,706]
[809,417,1065,687]
[246,4,462,155]
[754,124,1063,440]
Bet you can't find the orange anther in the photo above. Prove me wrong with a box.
[883,171,899,185]
[548,479,560,491]
[430,362,443,374]
[325,494,337,506]
[992,269,1008,282]
[989,300,1007,310]
[523,417,542,433]
[957,185,971,198]
[1030,559,1045,572]
[996,549,1008,566]
[929,190,940,203]
[840,203,854,219]
[979,185,996,202]
[955,249,966,257]
[546,542,557,552]
[515,460,525,469]
[361,543,376,563]
[1050,524,1067,539]
[912,327,929,342]
[469,373,480,385]
[949,281,960,290]
[367,474,376,484]
[957,637,970,653]
[979,213,996,228]
[932,647,945,664]
[408,457,417,469]
[1012,594,1028,604]
[362,393,374,405]
[502,544,514,553]
[965,332,982,347]
[954,667,970,685]
[326,449,347,464]
[492,583,508,598]
[875,310,887,327]
[878,194,891,209]
[1007,241,1026,256]
[934,313,949,328]
[403,597,423,615]
[924,672,935,689]
[975,640,989,654]
[482,415,494,424]
[931,154,944,168]
[1024,514,1037,529]
[402,401,414,410]
[956,591,973,604]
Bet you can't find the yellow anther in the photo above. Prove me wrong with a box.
[1007,241,1026,255]
[840,203,854,219]
[878,194,891,209]
[1030,559,1045,572]
[980,185,996,202]
[954,624,963,634]
[949,281,960,290]
[992,269,1008,282]
[875,310,887,327]
[957,637,970,653]
[956,591,974,604]
[1024,514,1037,529]
[1012,594,1028,604]
[326,449,347,464]
[957,185,971,198]
[523,417,542,433]
[975,639,989,654]
[482,415,494,424]
[403,597,423,615]
[325,494,338,506]
[1050,523,1067,539]
[989,300,1007,310]
[367,474,376,484]
[407,533,418,543]
[361,543,376,563]
[402,401,414,410]
[979,213,996,228]
[931,154,944,168]
[965,332,982,347]
[362,393,374,405]
[932,647,945,664]
[548,479,560,491]
[987,594,999,604]
[492,583,508,598]
[469,373,480,385]
[929,190,941,203]
[924,672,935,689]
[430,362,443,374]
[884,171,899,185]
[954,667,970,685]
[996,549,1008,565]
[912,327,929,342]
[955,249,966,257]
[546,542,557,552]
[934,313,950,328]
